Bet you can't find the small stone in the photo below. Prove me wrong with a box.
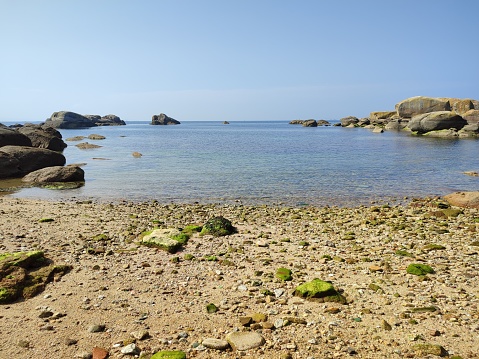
[65,338,78,346]
[150,351,187,359]
[381,320,392,331]
[121,343,140,355]
[17,340,30,348]
[39,310,54,318]
[412,343,448,357]
[206,303,218,313]
[239,316,252,326]
[369,265,383,272]
[88,324,106,333]
[92,347,109,359]
[262,321,275,329]
[274,288,285,298]
[202,338,230,350]
[225,331,265,351]
[131,330,150,340]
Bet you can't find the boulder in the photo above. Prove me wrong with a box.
[302,119,317,127]
[317,120,330,126]
[340,116,359,127]
[369,111,396,121]
[44,111,95,129]
[385,119,408,130]
[444,191,479,209]
[0,125,32,147]
[289,120,303,125]
[151,113,180,125]
[422,129,459,138]
[407,111,466,133]
[96,114,126,126]
[452,99,474,114]
[22,166,84,183]
[472,99,479,109]
[0,151,21,178]
[200,217,236,237]
[396,96,450,118]
[293,278,347,304]
[0,146,66,175]
[17,124,67,151]
[462,109,479,124]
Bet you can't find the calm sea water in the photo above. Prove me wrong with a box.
[3,121,479,206]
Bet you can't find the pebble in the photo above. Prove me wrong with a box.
[202,338,230,350]
[121,343,140,355]
[92,347,108,359]
[225,331,265,351]
[88,324,106,333]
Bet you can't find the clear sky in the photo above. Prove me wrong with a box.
[1,0,478,122]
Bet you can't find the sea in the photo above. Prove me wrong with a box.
[2,121,478,207]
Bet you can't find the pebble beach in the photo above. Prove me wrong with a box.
[0,196,478,358]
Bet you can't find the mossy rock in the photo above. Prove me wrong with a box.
[181,225,202,236]
[275,267,292,281]
[200,216,236,237]
[150,351,187,359]
[140,228,188,253]
[395,249,413,257]
[206,303,218,313]
[294,278,347,304]
[422,243,446,252]
[441,208,462,217]
[412,343,448,357]
[407,263,435,276]
[0,251,71,304]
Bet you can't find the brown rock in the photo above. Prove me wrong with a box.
[92,347,109,359]
[444,191,479,209]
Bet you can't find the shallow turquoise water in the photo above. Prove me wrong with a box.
[4,121,479,206]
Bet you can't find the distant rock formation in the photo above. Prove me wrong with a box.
[151,113,180,125]
[44,111,125,129]
[340,95,479,138]
[289,119,330,127]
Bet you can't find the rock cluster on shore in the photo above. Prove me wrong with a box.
[292,96,479,138]
[0,123,84,184]
[0,195,478,358]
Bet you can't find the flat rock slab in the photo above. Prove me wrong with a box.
[202,338,230,350]
[444,191,479,209]
[225,331,265,351]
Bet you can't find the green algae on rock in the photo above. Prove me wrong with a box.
[407,263,435,276]
[293,279,347,304]
[412,343,448,357]
[140,228,188,253]
[200,216,236,237]
[150,351,187,359]
[0,251,71,304]
[276,267,293,281]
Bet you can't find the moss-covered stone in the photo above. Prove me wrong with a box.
[140,229,186,253]
[422,243,446,252]
[407,263,435,276]
[200,216,236,237]
[0,251,71,304]
[294,279,347,304]
[181,225,202,236]
[412,343,448,357]
[275,267,292,281]
[150,351,187,359]
[441,209,462,217]
[206,303,218,313]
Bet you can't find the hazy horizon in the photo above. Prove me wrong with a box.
[1,0,478,123]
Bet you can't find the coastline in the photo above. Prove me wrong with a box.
[1,197,478,358]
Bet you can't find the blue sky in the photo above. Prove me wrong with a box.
[1,0,478,122]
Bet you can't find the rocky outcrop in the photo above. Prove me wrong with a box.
[396,96,450,118]
[16,124,67,151]
[95,114,126,126]
[369,111,397,121]
[22,165,84,183]
[452,99,474,114]
[44,111,95,129]
[44,112,125,128]
[407,111,466,133]
[0,125,32,147]
[340,116,359,127]
[151,113,180,125]
[462,109,479,124]
[0,146,66,176]
[302,119,317,127]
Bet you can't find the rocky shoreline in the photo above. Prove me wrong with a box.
[1,196,478,358]
[290,96,479,138]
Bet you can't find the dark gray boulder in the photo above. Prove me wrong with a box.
[0,151,21,178]
[302,119,317,127]
[407,111,467,134]
[340,116,359,127]
[151,113,180,125]
[0,146,66,175]
[17,124,67,151]
[96,114,126,126]
[44,111,95,129]
[0,125,32,147]
[22,165,84,183]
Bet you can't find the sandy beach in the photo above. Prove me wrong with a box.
[0,196,478,358]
